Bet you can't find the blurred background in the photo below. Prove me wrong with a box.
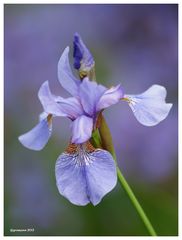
[4,4,178,236]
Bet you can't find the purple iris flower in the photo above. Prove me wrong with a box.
[18,33,172,206]
[18,46,123,205]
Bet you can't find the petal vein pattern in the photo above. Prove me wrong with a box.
[125,85,173,126]
[55,144,117,206]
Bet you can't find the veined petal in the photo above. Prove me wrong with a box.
[71,115,93,144]
[79,77,106,116]
[18,115,52,151]
[97,84,124,111]
[58,46,80,96]
[125,85,173,126]
[38,81,83,120]
[73,33,95,72]
[85,148,117,206]
[55,143,117,206]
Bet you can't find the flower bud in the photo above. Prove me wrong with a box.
[73,33,95,79]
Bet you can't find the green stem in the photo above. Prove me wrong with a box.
[91,129,102,148]
[97,114,157,236]
[116,167,157,236]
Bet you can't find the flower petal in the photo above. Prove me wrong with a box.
[71,115,93,144]
[73,32,95,72]
[55,144,117,206]
[84,149,117,205]
[125,85,173,126]
[79,77,106,116]
[18,116,52,151]
[56,96,84,120]
[96,84,124,111]
[38,81,67,117]
[58,46,80,96]
[38,81,83,120]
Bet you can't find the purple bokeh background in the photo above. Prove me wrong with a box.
[4,4,178,236]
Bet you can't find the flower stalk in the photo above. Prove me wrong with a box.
[96,114,157,236]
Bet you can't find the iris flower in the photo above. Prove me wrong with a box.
[18,33,172,206]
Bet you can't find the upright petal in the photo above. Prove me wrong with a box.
[73,33,95,73]
[96,84,124,111]
[79,78,106,116]
[55,143,117,206]
[18,115,52,151]
[38,81,83,120]
[71,115,93,144]
[58,46,80,96]
[125,85,173,126]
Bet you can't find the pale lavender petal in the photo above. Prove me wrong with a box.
[55,151,90,206]
[38,81,83,120]
[71,115,93,144]
[96,84,123,111]
[55,145,117,206]
[79,77,106,115]
[85,149,117,205]
[18,117,52,151]
[38,81,67,117]
[56,96,84,120]
[125,85,173,126]
[58,46,80,96]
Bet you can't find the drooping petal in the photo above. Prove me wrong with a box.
[55,143,117,206]
[96,84,124,111]
[125,85,173,126]
[79,77,106,116]
[71,115,93,144]
[85,148,117,206]
[38,81,83,120]
[18,116,52,151]
[55,153,90,206]
[73,33,95,72]
[58,46,80,96]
